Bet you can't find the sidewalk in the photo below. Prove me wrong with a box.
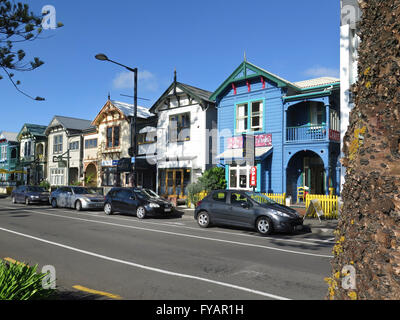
[176,206,338,236]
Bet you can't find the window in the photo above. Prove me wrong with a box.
[51,168,65,185]
[102,167,119,186]
[69,141,79,150]
[24,141,32,157]
[212,192,226,202]
[250,101,263,131]
[229,163,254,190]
[230,192,251,206]
[53,135,63,154]
[85,138,98,149]
[0,145,7,161]
[236,101,264,133]
[169,113,190,142]
[106,126,120,148]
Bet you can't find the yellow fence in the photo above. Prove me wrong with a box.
[187,191,208,208]
[305,194,339,219]
[263,193,286,205]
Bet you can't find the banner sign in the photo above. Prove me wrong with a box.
[250,166,257,187]
[227,134,272,149]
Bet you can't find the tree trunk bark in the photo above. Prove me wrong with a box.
[328,0,400,299]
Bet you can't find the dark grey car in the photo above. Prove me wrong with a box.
[11,186,50,205]
[194,190,303,235]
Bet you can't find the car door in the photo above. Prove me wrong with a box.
[15,186,23,202]
[226,192,254,227]
[120,189,139,214]
[207,191,229,223]
[58,187,70,208]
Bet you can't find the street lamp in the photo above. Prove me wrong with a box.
[95,53,138,187]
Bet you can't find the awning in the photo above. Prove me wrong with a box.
[216,146,273,160]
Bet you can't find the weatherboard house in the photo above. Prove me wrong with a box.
[211,60,341,202]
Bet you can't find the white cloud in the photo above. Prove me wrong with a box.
[113,70,159,92]
[304,66,340,78]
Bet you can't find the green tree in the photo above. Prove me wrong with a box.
[0,1,62,100]
[197,166,226,192]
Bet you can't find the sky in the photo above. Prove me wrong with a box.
[0,0,340,133]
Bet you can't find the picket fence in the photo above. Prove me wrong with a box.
[305,194,339,219]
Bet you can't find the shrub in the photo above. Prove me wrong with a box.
[197,166,226,192]
[0,261,54,300]
[39,180,51,191]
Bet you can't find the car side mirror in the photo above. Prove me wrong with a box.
[130,196,136,200]
[240,202,249,209]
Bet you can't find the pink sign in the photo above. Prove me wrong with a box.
[227,136,243,149]
[227,134,272,149]
[255,134,272,147]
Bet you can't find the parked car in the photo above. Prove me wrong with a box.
[104,187,174,218]
[50,186,105,211]
[11,186,50,205]
[194,190,303,235]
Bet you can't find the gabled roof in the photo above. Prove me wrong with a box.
[45,115,93,135]
[17,123,47,141]
[210,60,340,101]
[92,99,155,127]
[0,131,18,143]
[150,81,214,113]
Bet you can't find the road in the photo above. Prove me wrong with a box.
[0,197,334,300]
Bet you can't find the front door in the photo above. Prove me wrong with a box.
[165,169,185,198]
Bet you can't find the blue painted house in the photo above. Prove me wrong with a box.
[210,60,341,202]
[0,131,20,186]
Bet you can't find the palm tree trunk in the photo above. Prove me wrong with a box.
[328,0,400,300]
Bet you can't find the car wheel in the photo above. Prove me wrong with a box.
[75,200,82,211]
[104,203,113,215]
[256,216,273,235]
[25,197,30,205]
[51,198,58,208]
[12,196,16,204]
[197,211,210,228]
[136,206,146,219]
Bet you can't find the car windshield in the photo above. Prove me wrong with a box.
[72,187,89,195]
[134,189,151,199]
[245,192,278,205]
[141,189,160,198]
[26,186,46,192]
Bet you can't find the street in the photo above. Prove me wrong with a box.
[0,197,334,300]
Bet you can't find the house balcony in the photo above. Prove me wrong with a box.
[286,125,340,143]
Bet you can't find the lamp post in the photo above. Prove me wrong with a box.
[95,53,138,187]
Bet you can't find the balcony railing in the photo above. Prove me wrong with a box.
[286,125,327,142]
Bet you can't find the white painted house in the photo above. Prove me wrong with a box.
[45,116,94,186]
[149,73,217,201]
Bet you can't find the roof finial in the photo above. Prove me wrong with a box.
[108,92,111,100]
[244,51,247,62]
[174,68,177,83]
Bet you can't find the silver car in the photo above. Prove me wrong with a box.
[50,186,104,211]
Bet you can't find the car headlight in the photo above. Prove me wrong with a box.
[81,197,91,202]
[147,203,160,208]
[271,209,291,218]
[30,195,39,199]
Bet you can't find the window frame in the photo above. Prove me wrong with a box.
[235,99,265,134]
[53,135,63,154]
[106,126,120,149]
[168,112,191,143]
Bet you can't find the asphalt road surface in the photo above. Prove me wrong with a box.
[0,197,334,300]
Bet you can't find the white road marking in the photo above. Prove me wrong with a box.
[5,208,333,258]
[0,226,291,300]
